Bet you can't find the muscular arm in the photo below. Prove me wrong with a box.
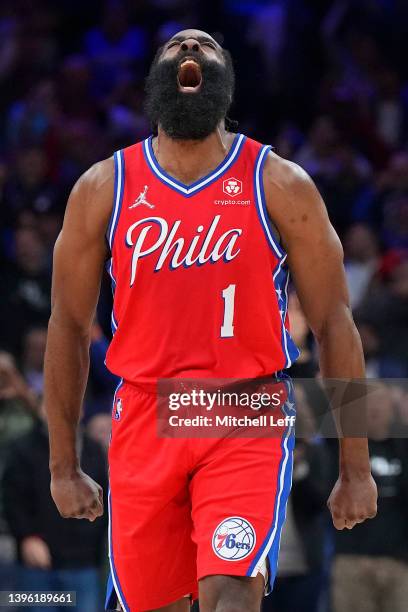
[44,158,113,519]
[264,153,377,528]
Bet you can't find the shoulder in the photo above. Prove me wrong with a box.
[71,157,114,203]
[261,150,336,247]
[64,157,115,237]
[263,150,321,211]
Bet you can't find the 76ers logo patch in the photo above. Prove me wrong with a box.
[212,517,256,561]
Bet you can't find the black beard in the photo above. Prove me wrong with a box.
[144,50,235,140]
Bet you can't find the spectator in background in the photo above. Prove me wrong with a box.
[355,318,382,378]
[391,382,408,435]
[0,351,38,463]
[287,292,317,379]
[58,55,93,121]
[86,413,111,454]
[57,118,108,188]
[294,116,340,184]
[273,122,304,161]
[287,292,331,433]
[85,322,118,419]
[84,0,147,99]
[0,16,19,88]
[21,327,47,397]
[331,384,408,612]
[324,143,373,235]
[263,385,331,612]
[371,152,408,250]
[35,206,64,257]
[105,78,150,149]
[295,116,372,235]
[375,68,405,149]
[2,403,108,612]
[0,226,51,356]
[247,0,287,94]
[5,79,60,150]
[0,351,38,589]
[357,251,408,376]
[344,223,379,310]
[2,147,60,225]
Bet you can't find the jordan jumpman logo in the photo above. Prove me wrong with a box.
[129,186,155,209]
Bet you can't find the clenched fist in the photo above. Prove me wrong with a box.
[328,473,378,530]
[51,469,103,522]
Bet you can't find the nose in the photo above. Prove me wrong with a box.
[180,38,201,53]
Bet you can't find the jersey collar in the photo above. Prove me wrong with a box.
[142,133,246,197]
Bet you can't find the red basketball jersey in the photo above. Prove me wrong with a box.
[104,133,299,383]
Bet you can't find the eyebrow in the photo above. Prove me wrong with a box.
[168,35,220,47]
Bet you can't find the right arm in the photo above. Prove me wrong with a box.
[263,153,377,529]
[44,158,113,521]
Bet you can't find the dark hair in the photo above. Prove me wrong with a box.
[225,116,238,132]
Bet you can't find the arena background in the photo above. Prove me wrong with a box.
[0,1,407,611]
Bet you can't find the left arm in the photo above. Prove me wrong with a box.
[264,152,377,529]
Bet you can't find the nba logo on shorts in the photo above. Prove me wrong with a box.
[113,398,123,420]
[212,517,256,560]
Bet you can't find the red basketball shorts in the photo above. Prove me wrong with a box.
[105,381,295,611]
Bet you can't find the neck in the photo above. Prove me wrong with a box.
[153,123,235,185]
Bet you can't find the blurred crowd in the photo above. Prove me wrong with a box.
[0,0,407,611]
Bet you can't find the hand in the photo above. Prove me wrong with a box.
[327,473,377,530]
[51,468,103,522]
[21,536,52,569]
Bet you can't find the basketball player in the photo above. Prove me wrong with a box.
[44,30,378,612]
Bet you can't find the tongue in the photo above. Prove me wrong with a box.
[178,63,201,88]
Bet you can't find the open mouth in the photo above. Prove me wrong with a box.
[177,58,202,93]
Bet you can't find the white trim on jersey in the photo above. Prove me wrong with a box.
[143,133,245,196]
[108,151,124,250]
[254,145,285,259]
[249,394,295,579]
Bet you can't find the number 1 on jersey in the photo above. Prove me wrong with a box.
[221,284,236,338]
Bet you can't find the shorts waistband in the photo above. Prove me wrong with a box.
[122,373,289,397]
